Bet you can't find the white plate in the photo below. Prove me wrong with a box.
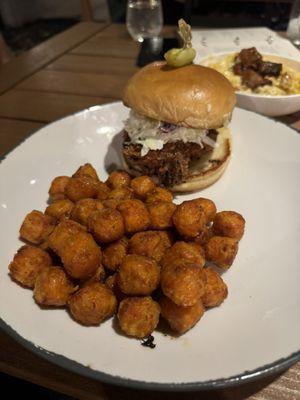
[201,53,300,117]
[0,102,299,390]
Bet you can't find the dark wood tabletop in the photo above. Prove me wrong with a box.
[0,22,299,400]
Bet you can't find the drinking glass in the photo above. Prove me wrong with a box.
[126,0,163,42]
[287,0,300,47]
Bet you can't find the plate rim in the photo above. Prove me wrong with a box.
[1,316,299,391]
[1,101,299,391]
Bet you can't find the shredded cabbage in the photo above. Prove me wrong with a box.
[124,111,213,156]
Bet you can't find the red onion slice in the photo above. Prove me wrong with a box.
[160,122,176,133]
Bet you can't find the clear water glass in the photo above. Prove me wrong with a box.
[287,0,300,47]
[126,0,163,42]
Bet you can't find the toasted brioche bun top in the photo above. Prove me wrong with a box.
[123,61,236,130]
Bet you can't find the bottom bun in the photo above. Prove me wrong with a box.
[122,127,232,193]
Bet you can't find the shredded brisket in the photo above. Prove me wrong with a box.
[233,47,282,89]
[123,130,218,187]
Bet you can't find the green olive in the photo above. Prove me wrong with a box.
[164,47,196,67]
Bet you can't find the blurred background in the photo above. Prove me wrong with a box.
[0,0,294,62]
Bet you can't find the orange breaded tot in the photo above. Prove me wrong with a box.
[107,187,134,202]
[83,263,106,285]
[129,230,172,263]
[117,254,160,295]
[70,198,104,226]
[73,163,99,181]
[61,231,102,279]
[102,237,128,272]
[118,199,150,234]
[191,198,217,223]
[130,175,156,199]
[160,296,205,334]
[173,201,207,239]
[213,211,245,241]
[193,226,213,246]
[106,170,131,189]
[101,188,134,210]
[20,210,56,245]
[147,201,177,230]
[145,187,173,204]
[202,267,228,307]
[34,266,77,306]
[48,219,86,254]
[118,297,160,338]
[68,282,117,325]
[49,176,70,201]
[9,245,52,288]
[103,199,121,209]
[105,273,117,291]
[96,181,111,201]
[162,241,205,269]
[161,260,206,307]
[105,273,125,301]
[65,176,98,202]
[88,209,124,243]
[205,236,238,269]
[45,199,74,221]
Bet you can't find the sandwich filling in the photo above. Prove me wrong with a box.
[124,110,216,156]
[123,111,220,187]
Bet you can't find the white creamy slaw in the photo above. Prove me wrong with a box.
[124,111,216,156]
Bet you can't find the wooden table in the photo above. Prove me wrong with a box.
[0,22,299,400]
